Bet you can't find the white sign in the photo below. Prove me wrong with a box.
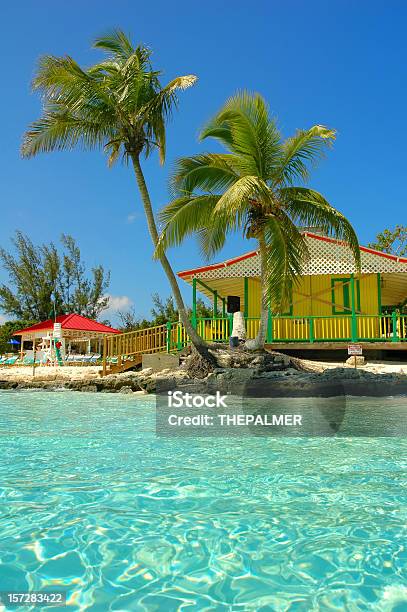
[53,323,62,339]
[348,344,363,356]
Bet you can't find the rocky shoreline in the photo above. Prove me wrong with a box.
[0,350,406,397]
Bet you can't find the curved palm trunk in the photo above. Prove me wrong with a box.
[245,233,268,350]
[130,154,206,350]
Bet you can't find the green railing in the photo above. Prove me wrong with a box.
[166,313,407,351]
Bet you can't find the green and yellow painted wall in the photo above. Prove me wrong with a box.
[245,274,380,318]
[243,273,382,341]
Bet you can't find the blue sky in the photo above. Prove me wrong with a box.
[1,0,406,323]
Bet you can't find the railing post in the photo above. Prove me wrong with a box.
[117,337,122,367]
[267,309,273,343]
[102,336,107,376]
[392,311,399,343]
[350,274,357,341]
[309,317,314,343]
[213,290,218,319]
[176,322,181,350]
[166,322,172,352]
[228,314,233,337]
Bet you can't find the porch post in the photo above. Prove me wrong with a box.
[192,277,197,329]
[102,336,107,376]
[222,297,226,318]
[377,273,382,315]
[350,274,357,341]
[243,277,249,320]
[213,290,218,319]
[392,311,399,342]
[267,308,273,343]
[166,321,172,352]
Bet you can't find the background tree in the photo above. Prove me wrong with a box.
[0,232,110,321]
[0,320,35,354]
[157,92,360,349]
[117,293,212,332]
[368,225,407,256]
[21,29,206,351]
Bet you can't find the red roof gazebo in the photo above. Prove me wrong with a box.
[13,314,119,356]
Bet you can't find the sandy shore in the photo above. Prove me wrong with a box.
[298,359,407,375]
[0,359,405,385]
[0,365,101,382]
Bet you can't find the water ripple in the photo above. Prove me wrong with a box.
[0,391,406,610]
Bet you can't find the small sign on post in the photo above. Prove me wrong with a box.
[53,323,62,339]
[348,344,363,369]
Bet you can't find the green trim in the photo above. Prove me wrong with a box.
[267,309,273,342]
[350,274,357,341]
[244,277,249,318]
[194,278,226,320]
[331,277,360,315]
[166,321,172,353]
[377,273,382,316]
[309,317,314,343]
[228,315,233,336]
[392,310,398,342]
[195,278,225,302]
[272,289,293,316]
[190,314,404,344]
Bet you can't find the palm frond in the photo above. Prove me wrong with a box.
[263,215,309,311]
[155,195,220,257]
[280,186,360,269]
[139,75,197,163]
[276,125,336,185]
[200,91,282,178]
[196,212,236,259]
[21,105,116,158]
[93,30,137,60]
[214,175,270,217]
[170,153,239,196]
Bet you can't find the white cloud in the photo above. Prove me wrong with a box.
[103,295,133,314]
[0,314,8,324]
[127,213,137,224]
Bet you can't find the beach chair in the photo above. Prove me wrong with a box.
[23,356,34,365]
[4,356,18,365]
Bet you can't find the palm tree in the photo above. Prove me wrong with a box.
[21,30,205,349]
[157,92,360,349]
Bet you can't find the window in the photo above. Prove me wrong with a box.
[331,278,360,315]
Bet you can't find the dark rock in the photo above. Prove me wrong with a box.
[79,384,98,393]
[119,386,133,394]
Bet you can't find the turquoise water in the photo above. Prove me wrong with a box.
[0,391,406,611]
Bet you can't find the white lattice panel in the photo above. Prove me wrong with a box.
[191,235,407,280]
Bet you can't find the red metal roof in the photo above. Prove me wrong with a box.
[13,314,120,336]
[177,231,407,278]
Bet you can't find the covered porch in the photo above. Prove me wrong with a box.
[176,232,407,347]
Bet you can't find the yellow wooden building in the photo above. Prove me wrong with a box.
[177,231,407,349]
[101,231,407,374]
